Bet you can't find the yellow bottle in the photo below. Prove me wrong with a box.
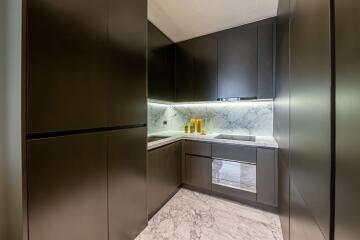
[196,119,203,133]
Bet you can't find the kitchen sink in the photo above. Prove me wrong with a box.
[214,134,256,142]
[147,136,171,142]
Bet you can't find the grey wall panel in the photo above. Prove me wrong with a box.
[289,0,332,238]
[0,0,23,239]
[274,0,290,238]
[335,0,360,239]
[290,181,326,240]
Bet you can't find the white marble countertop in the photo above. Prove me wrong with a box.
[148,131,278,150]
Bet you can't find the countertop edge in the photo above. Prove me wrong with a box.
[147,133,278,151]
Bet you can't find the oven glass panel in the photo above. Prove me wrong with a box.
[212,159,256,193]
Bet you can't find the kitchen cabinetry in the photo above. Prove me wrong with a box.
[27,133,108,240]
[185,155,212,191]
[107,0,147,126]
[148,22,175,101]
[148,141,182,217]
[108,128,147,240]
[218,23,258,99]
[218,18,276,100]
[175,35,218,102]
[257,148,278,207]
[182,141,278,208]
[27,0,109,134]
[258,19,276,99]
[27,0,147,134]
[27,128,148,240]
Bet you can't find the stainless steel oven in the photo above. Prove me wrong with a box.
[212,158,256,194]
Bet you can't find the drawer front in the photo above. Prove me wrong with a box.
[184,141,211,157]
[212,144,256,163]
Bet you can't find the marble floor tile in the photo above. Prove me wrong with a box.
[136,188,283,240]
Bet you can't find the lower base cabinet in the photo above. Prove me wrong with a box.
[28,133,109,240]
[148,141,181,217]
[184,155,212,191]
[27,128,147,240]
[183,142,278,209]
[108,128,147,240]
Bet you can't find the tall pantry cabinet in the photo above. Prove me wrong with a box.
[25,0,147,240]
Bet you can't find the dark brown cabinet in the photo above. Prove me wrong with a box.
[185,155,212,191]
[192,35,218,101]
[108,127,147,240]
[27,0,147,134]
[258,19,276,99]
[175,35,218,102]
[175,41,194,102]
[27,133,108,240]
[257,148,278,207]
[107,0,147,127]
[27,0,109,134]
[148,142,181,217]
[27,128,147,240]
[148,22,175,101]
[218,23,258,99]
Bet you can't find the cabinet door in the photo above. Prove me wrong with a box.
[148,147,165,216]
[192,35,218,101]
[108,127,147,240]
[107,0,147,126]
[185,155,212,191]
[164,141,182,197]
[27,0,108,134]
[175,40,194,101]
[258,19,276,99]
[257,148,278,207]
[218,24,258,99]
[148,22,175,101]
[27,133,108,240]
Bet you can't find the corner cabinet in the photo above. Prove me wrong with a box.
[148,141,182,217]
[148,22,175,101]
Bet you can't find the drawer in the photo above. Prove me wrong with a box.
[184,141,211,157]
[212,144,256,164]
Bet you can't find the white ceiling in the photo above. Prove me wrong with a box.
[148,0,279,42]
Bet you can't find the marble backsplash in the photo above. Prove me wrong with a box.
[148,101,273,136]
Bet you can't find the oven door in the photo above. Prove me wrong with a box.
[212,158,257,200]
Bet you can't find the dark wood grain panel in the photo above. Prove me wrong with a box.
[218,24,258,99]
[108,127,147,240]
[27,0,108,133]
[27,133,108,240]
[148,22,175,101]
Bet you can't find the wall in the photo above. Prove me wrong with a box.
[274,0,290,239]
[0,0,23,239]
[148,101,273,136]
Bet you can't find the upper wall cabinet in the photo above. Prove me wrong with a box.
[218,23,258,99]
[27,0,147,134]
[175,34,218,102]
[258,19,276,99]
[218,18,276,100]
[148,22,175,101]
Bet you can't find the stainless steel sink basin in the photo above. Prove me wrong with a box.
[214,134,256,142]
[147,136,170,142]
